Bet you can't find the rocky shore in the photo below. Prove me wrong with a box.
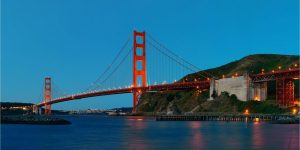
[1,115,71,125]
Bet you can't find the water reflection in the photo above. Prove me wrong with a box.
[188,122,204,149]
[2,116,299,150]
[123,116,149,150]
[282,124,299,150]
[251,121,263,149]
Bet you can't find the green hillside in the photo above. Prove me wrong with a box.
[186,54,299,80]
[136,54,299,113]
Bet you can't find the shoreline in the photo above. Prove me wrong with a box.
[1,115,71,125]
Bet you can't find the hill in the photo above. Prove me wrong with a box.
[136,54,299,113]
[186,54,299,80]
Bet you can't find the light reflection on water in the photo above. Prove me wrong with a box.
[188,122,204,150]
[252,121,263,149]
[1,115,299,150]
[124,116,149,150]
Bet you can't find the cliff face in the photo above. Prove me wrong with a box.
[136,54,299,113]
[136,90,209,113]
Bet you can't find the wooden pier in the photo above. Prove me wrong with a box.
[156,113,296,121]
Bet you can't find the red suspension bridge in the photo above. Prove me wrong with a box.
[33,31,299,115]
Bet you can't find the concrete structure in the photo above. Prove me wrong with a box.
[209,74,267,101]
[250,82,267,101]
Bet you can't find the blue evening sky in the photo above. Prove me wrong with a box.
[2,0,299,110]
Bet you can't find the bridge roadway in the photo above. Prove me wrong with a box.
[36,80,210,107]
[250,69,299,82]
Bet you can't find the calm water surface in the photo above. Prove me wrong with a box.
[1,115,299,150]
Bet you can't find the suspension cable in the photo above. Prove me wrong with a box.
[90,48,132,91]
[84,36,131,91]
[147,33,214,78]
[148,41,209,79]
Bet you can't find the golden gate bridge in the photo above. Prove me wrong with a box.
[33,31,299,115]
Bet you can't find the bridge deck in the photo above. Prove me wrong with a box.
[250,69,299,82]
[37,81,210,107]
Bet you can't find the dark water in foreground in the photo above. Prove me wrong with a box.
[1,115,299,150]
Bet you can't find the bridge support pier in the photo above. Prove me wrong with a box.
[209,79,216,100]
[250,82,267,101]
[276,79,294,107]
[38,107,42,115]
[33,105,42,115]
[33,105,38,114]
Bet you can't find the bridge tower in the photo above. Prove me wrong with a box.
[44,77,52,115]
[132,31,146,112]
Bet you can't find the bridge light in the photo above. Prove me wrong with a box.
[254,96,260,101]
[292,108,298,115]
[278,66,282,70]
[235,72,238,76]
[244,109,249,115]
[272,70,275,73]
[294,64,298,67]
[232,75,235,78]
[174,80,177,83]
[222,75,225,79]
[289,68,291,71]
[194,79,197,82]
[207,78,210,81]
[261,69,264,74]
